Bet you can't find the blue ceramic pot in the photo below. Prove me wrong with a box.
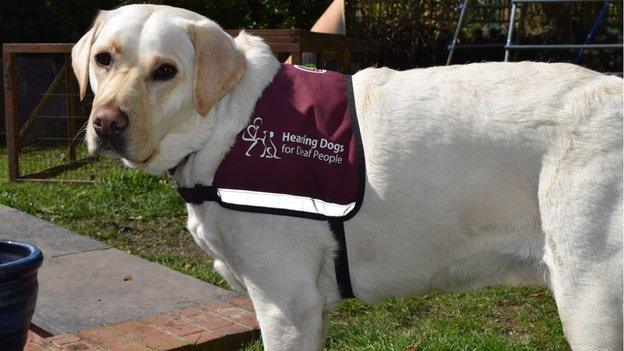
[0,240,43,351]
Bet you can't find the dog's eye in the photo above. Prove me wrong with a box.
[95,52,112,67]
[152,64,177,81]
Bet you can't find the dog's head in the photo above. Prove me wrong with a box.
[73,5,246,172]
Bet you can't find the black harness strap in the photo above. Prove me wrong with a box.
[176,184,218,204]
[329,220,355,299]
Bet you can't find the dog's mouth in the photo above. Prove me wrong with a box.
[91,136,123,157]
[89,131,157,168]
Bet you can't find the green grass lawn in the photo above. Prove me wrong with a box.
[0,152,570,350]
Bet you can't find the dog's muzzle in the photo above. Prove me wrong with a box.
[91,106,129,157]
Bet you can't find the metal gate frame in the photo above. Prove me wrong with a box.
[3,43,98,183]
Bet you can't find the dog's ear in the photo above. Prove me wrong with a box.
[186,20,246,116]
[71,11,107,101]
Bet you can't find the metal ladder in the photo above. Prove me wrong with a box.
[504,0,622,62]
[446,0,509,65]
[446,0,623,66]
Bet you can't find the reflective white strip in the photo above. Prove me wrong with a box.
[216,188,356,217]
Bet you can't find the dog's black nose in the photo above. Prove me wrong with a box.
[93,107,129,138]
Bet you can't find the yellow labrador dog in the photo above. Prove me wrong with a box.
[73,4,623,350]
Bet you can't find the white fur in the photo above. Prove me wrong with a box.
[81,5,623,350]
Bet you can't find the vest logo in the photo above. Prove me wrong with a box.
[242,117,281,159]
[293,65,327,74]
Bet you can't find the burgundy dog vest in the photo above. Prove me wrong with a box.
[175,64,365,298]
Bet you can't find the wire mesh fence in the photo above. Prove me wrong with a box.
[2,44,121,183]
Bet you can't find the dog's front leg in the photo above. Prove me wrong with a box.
[244,276,326,351]
[204,211,337,349]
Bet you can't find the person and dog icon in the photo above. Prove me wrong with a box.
[242,117,280,159]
